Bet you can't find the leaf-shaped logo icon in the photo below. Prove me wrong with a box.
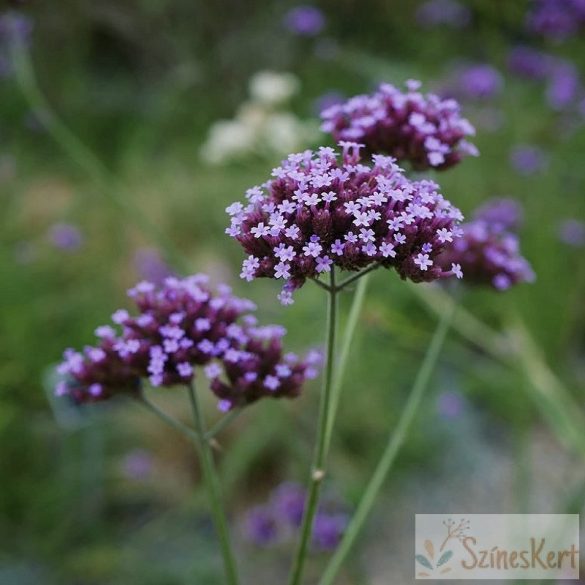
[437,550,453,567]
[416,554,434,571]
[424,539,435,560]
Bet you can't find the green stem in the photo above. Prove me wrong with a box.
[324,273,370,452]
[138,393,198,442]
[204,408,244,441]
[337,264,379,292]
[288,267,338,585]
[186,383,239,585]
[319,299,457,585]
[11,39,190,273]
[410,282,585,459]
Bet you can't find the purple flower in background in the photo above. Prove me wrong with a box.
[457,64,504,101]
[48,223,84,252]
[121,449,153,480]
[55,274,316,409]
[134,247,174,285]
[558,219,585,247]
[546,61,580,110]
[509,145,548,176]
[272,482,306,527]
[507,46,552,81]
[438,200,535,291]
[0,10,32,45]
[242,482,349,551]
[415,0,471,28]
[243,506,280,546]
[473,198,524,232]
[226,143,465,303]
[313,91,345,116]
[437,390,466,419]
[283,5,325,36]
[526,0,585,41]
[312,513,348,550]
[321,81,477,170]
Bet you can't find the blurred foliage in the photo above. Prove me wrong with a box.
[0,0,584,583]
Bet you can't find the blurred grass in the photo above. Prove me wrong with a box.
[0,0,584,583]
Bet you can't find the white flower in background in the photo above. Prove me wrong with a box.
[200,120,256,165]
[200,70,317,165]
[249,71,300,105]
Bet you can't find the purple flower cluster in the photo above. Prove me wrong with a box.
[415,0,471,29]
[509,145,548,176]
[283,5,325,36]
[507,48,582,113]
[243,482,349,551]
[55,275,317,411]
[473,198,524,232]
[525,0,585,41]
[320,81,477,170]
[455,64,504,101]
[438,199,535,291]
[226,143,465,303]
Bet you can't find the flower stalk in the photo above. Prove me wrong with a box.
[319,298,457,585]
[186,383,240,585]
[287,267,338,585]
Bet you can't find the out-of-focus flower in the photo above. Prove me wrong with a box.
[546,61,580,111]
[321,80,477,170]
[55,275,316,410]
[243,505,280,546]
[283,5,325,36]
[226,143,465,304]
[312,513,347,550]
[525,0,585,41]
[242,482,348,551]
[473,198,524,232]
[134,247,174,285]
[509,145,548,176]
[507,46,552,81]
[0,10,32,45]
[415,0,471,28]
[121,449,153,480]
[48,222,84,252]
[271,481,306,527]
[200,71,316,165]
[456,64,504,101]
[438,200,535,291]
[313,91,345,116]
[437,390,466,419]
[249,71,300,106]
[558,219,585,247]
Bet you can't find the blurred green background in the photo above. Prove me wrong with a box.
[1,0,584,583]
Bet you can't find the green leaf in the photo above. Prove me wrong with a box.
[415,555,433,570]
[437,550,453,567]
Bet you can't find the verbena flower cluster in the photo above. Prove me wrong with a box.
[320,80,478,170]
[243,482,349,551]
[525,0,585,41]
[438,199,535,291]
[226,143,465,303]
[55,275,318,411]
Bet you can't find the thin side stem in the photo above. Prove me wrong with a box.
[324,273,371,452]
[310,277,332,292]
[410,282,585,458]
[138,393,198,442]
[204,408,244,441]
[336,264,379,292]
[11,39,189,273]
[186,383,239,585]
[287,267,338,585]
[319,299,457,585]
